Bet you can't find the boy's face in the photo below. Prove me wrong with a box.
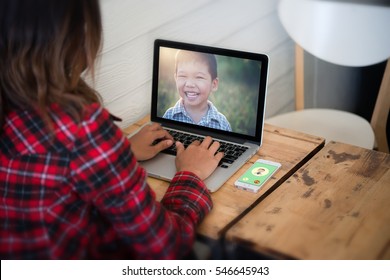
[175,60,218,108]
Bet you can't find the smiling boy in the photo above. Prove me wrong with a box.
[163,50,232,131]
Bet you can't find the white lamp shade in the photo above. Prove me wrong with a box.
[278,0,390,66]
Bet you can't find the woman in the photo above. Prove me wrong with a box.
[0,0,223,259]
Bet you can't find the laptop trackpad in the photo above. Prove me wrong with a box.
[140,153,176,181]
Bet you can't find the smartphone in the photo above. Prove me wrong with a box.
[235,159,281,193]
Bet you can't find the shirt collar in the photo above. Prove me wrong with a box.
[171,99,221,124]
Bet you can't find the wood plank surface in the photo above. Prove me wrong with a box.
[123,117,325,239]
[225,141,390,259]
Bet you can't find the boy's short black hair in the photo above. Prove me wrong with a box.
[175,50,217,80]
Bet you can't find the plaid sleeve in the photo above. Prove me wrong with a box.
[70,104,212,259]
[162,172,212,225]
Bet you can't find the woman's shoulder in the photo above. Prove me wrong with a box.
[49,103,115,150]
[50,103,111,127]
[0,104,109,155]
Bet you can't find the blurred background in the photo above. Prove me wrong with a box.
[94,0,295,129]
[94,0,386,135]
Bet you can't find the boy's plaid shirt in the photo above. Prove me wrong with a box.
[0,103,212,259]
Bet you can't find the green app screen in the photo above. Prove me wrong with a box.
[238,161,278,186]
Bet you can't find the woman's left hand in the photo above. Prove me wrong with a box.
[129,123,173,161]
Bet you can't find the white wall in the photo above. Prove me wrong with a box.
[95,0,295,129]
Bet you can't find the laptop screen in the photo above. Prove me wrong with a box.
[151,39,269,144]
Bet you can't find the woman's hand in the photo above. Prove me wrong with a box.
[175,136,224,180]
[129,123,173,161]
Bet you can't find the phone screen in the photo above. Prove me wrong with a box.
[237,161,279,187]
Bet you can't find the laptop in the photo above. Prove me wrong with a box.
[138,39,269,192]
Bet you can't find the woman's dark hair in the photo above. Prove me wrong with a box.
[0,0,102,131]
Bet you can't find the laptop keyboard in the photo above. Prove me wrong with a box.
[158,129,249,168]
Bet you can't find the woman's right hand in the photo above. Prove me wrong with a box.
[175,136,224,181]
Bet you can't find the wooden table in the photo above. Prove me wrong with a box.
[123,116,325,240]
[225,141,390,259]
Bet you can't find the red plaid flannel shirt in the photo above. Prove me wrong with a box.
[0,103,212,259]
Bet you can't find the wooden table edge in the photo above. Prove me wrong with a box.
[217,138,325,238]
